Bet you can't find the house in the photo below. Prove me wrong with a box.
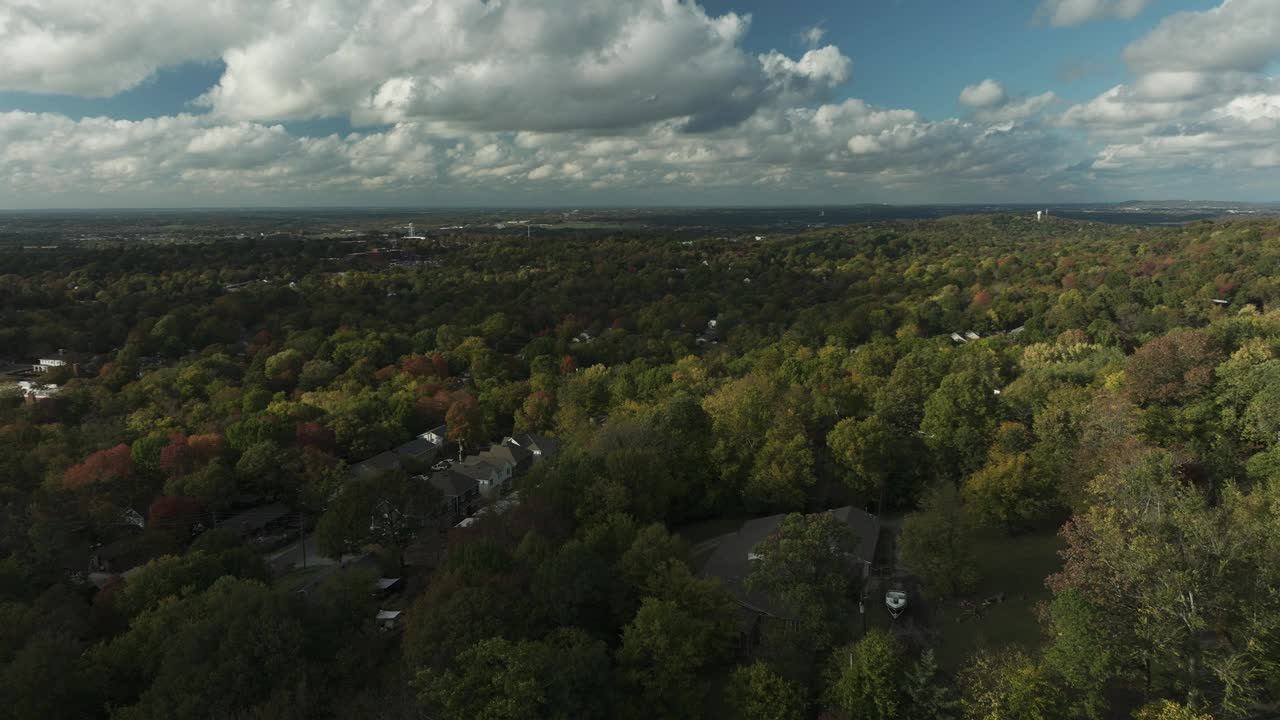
[121,506,146,529]
[373,577,403,597]
[350,451,401,478]
[503,433,560,461]
[420,425,449,447]
[964,331,981,341]
[376,609,403,631]
[393,437,438,472]
[699,506,880,637]
[427,469,480,524]
[32,351,88,375]
[88,535,163,575]
[452,458,508,498]
[216,503,292,540]
[481,443,533,479]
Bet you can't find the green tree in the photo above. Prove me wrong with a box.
[416,636,545,720]
[745,410,814,510]
[96,576,304,720]
[904,649,960,720]
[921,370,1001,480]
[828,415,900,505]
[747,512,859,646]
[899,483,977,600]
[0,632,96,720]
[726,661,807,720]
[962,452,1055,532]
[113,547,267,618]
[1042,590,1122,720]
[959,648,1064,720]
[824,629,908,720]
[618,596,735,720]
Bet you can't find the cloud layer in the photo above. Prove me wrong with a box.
[1037,0,1152,27]
[0,0,1278,205]
[1059,0,1280,185]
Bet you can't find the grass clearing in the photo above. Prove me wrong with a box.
[931,529,1063,670]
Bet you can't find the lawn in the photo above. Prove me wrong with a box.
[931,529,1064,671]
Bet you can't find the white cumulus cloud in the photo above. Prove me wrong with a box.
[960,79,1007,108]
[1037,0,1151,27]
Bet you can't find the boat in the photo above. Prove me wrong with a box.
[885,590,908,619]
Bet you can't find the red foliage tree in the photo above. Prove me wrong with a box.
[1126,330,1219,405]
[187,434,226,462]
[402,354,432,378]
[147,496,203,537]
[63,444,133,489]
[973,289,993,306]
[446,395,483,453]
[295,422,335,451]
[159,434,192,477]
[429,352,449,379]
[560,355,578,376]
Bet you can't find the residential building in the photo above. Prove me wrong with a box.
[503,432,560,461]
[350,451,401,478]
[420,425,449,447]
[452,457,508,497]
[393,437,437,472]
[427,469,480,524]
[216,503,292,540]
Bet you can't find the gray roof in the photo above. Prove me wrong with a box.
[699,506,879,622]
[351,451,401,476]
[394,438,437,462]
[217,503,291,537]
[483,444,532,466]
[507,433,560,458]
[428,469,477,498]
[452,459,501,481]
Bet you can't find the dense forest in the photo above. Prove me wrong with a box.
[3,214,1280,719]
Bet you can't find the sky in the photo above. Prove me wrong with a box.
[1,0,1278,208]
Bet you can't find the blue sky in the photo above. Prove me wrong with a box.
[0,0,1276,208]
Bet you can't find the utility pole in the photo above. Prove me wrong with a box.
[299,511,307,569]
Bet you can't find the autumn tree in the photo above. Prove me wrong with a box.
[1125,330,1218,406]
[63,444,132,490]
[446,395,484,459]
[959,647,1064,720]
[962,451,1055,532]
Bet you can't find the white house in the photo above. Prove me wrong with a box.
[453,457,508,497]
[33,358,67,373]
[420,425,449,447]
